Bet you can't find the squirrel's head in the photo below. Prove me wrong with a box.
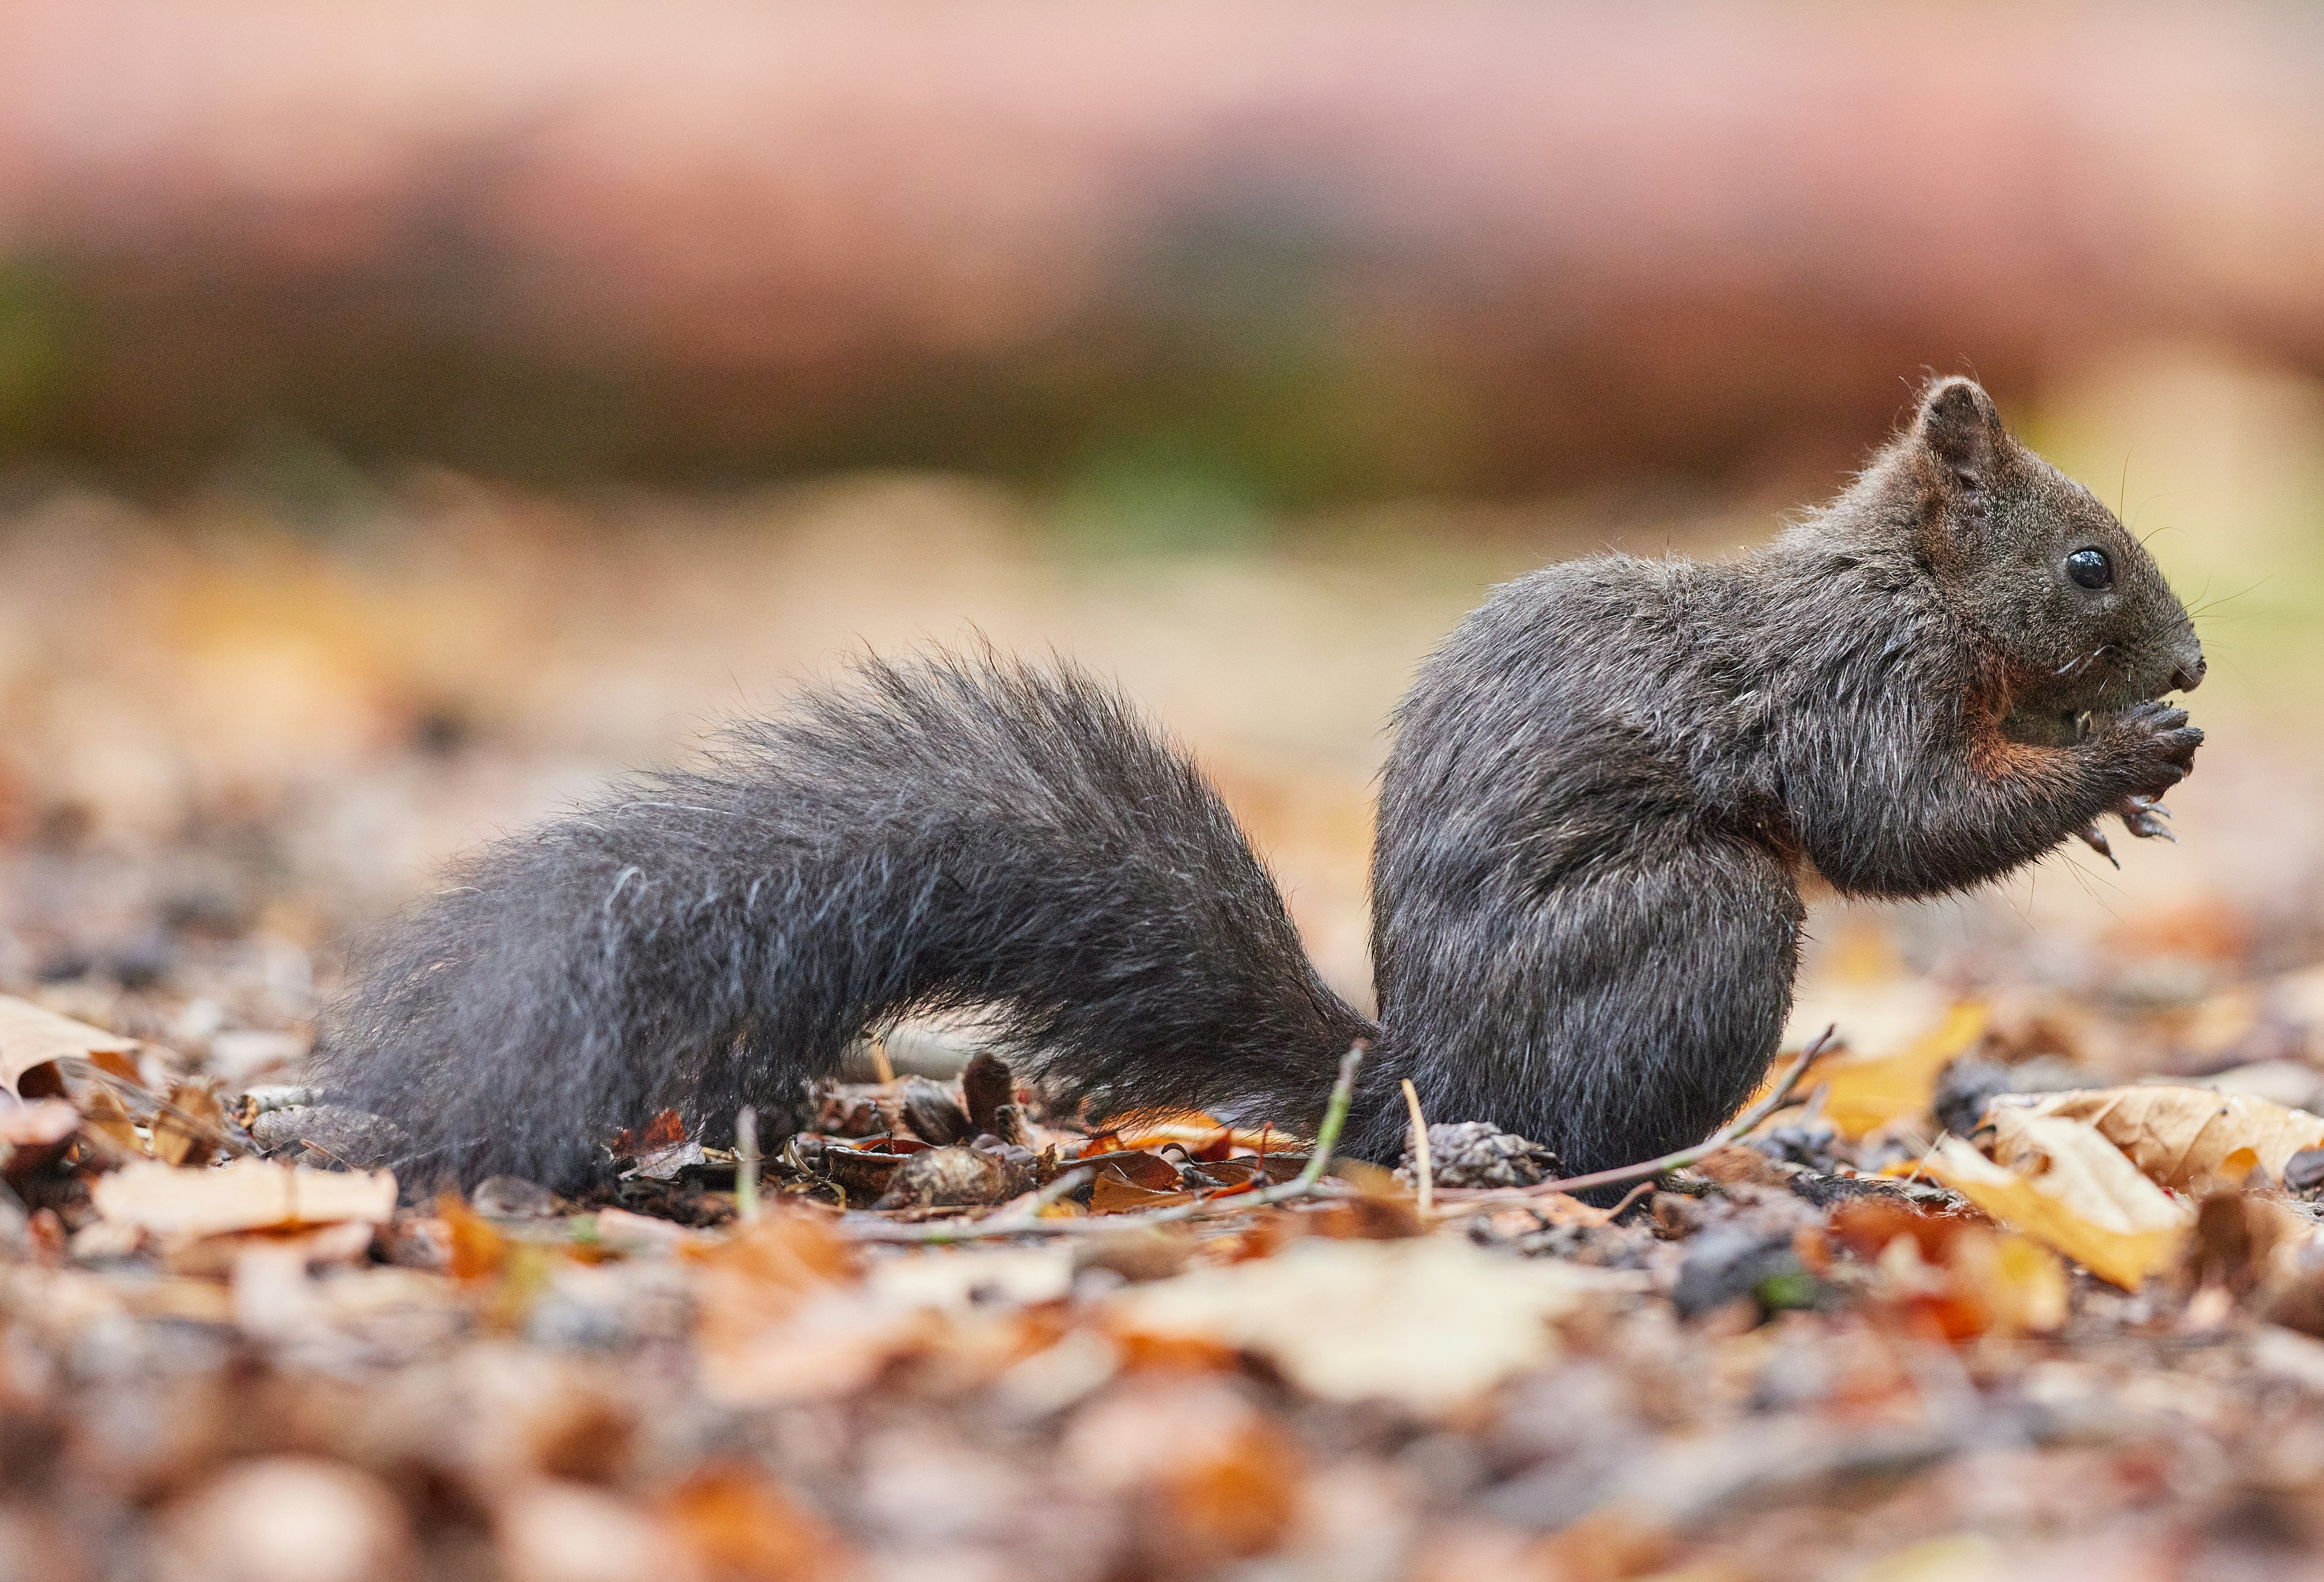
[1902,376,2204,715]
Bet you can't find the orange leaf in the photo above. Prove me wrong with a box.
[437,1194,511,1280]
[1818,1001,1989,1138]
[661,1465,850,1582]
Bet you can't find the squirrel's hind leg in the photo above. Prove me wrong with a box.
[1384,833,1804,1182]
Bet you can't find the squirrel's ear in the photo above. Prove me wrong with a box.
[1915,377,2004,489]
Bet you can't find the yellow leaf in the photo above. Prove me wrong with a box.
[1819,1002,1989,1139]
[1952,1231,2070,1334]
[1922,1128,2187,1291]
[2004,1085,2324,1192]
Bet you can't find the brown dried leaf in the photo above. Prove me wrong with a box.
[2006,1084,2324,1191]
[80,1086,146,1156]
[0,994,141,1098]
[960,1050,1024,1143]
[153,1081,228,1168]
[1088,1150,1184,1192]
[894,1076,971,1145]
[1090,1173,1196,1214]
[1,1094,83,1183]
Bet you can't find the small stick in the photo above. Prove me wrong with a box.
[736,1106,762,1224]
[1433,1025,1837,1213]
[840,1042,1367,1244]
[1401,1077,1434,1217]
[869,1037,896,1086]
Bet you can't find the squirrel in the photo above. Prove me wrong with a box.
[315,376,2206,1189]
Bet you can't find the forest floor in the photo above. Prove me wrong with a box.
[4,478,2324,1582]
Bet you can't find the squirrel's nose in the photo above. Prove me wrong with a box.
[2171,655,2206,694]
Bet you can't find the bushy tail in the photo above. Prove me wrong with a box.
[315,649,1375,1189]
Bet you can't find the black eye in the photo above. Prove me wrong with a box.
[2065,548,2112,590]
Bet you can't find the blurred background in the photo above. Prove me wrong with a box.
[1,0,2320,1053]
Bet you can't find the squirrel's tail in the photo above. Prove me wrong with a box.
[315,648,1375,1189]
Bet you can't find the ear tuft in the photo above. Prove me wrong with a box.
[1916,377,2003,483]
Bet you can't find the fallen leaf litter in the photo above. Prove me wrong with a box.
[14,942,2324,1577]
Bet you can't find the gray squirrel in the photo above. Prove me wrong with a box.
[316,377,2205,1188]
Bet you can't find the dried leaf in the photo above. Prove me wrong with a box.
[0,1097,81,1148]
[1921,1128,2187,1290]
[1110,1235,1635,1412]
[894,1075,972,1145]
[683,1213,857,1294]
[1946,1229,2071,1335]
[688,1216,937,1405]
[496,1480,668,1582]
[1090,1177,1196,1214]
[661,1465,849,1582]
[624,1139,707,1182]
[153,1081,228,1168]
[0,995,141,1098]
[1,1095,84,1182]
[1087,1150,1183,1191]
[1087,1149,1192,1213]
[92,1158,397,1237]
[439,1196,513,1280]
[610,1109,688,1157]
[1817,1002,1989,1138]
[2004,1085,2324,1191]
[157,1458,413,1582]
[867,1246,1074,1310]
[79,1086,146,1156]
[960,1050,1017,1137]
[1068,1379,1303,1568]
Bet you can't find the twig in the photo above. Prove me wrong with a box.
[1401,1077,1433,1217]
[840,1042,1367,1243]
[1433,1025,1837,1214]
[736,1106,762,1224]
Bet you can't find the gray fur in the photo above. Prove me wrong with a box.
[318,377,2204,1189]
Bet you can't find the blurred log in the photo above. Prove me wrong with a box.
[0,1,2319,497]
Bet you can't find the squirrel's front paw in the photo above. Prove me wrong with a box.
[2115,793,2175,843]
[2095,701,2203,799]
[2073,793,2175,869]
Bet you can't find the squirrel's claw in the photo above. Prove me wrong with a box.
[2073,820,2120,868]
[2116,795,2177,843]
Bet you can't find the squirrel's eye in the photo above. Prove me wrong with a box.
[2065,548,2113,590]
